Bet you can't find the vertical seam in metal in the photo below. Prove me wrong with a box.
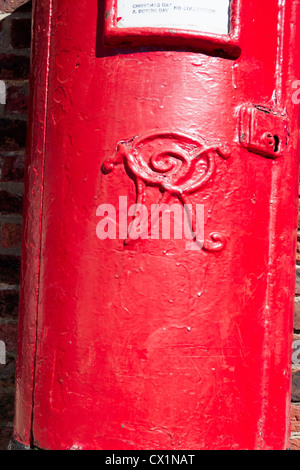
[275,0,286,110]
[29,0,54,447]
[256,0,287,450]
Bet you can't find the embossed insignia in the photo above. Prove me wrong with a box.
[102,130,230,251]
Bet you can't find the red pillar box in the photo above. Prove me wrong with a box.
[13,0,300,449]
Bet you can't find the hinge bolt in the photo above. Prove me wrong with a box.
[262,132,275,148]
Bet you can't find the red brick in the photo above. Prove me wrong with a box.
[296,268,300,296]
[0,0,30,13]
[0,118,27,151]
[0,255,20,284]
[0,393,14,422]
[0,155,25,182]
[0,425,13,451]
[291,404,300,433]
[0,323,18,352]
[0,290,19,320]
[5,83,28,115]
[290,438,300,450]
[295,298,300,331]
[0,54,30,80]
[0,191,23,213]
[0,222,22,248]
[292,369,300,402]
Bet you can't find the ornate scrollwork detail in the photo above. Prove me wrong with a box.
[102,129,230,252]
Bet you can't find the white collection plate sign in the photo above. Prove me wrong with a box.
[116,0,231,35]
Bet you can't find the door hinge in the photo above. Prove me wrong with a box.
[238,105,288,158]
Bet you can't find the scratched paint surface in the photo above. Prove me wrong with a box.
[14,0,300,450]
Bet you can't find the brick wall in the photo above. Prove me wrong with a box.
[0,0,299,451]
[0,0,31,450]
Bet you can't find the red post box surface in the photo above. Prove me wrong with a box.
[13,0,300,449]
